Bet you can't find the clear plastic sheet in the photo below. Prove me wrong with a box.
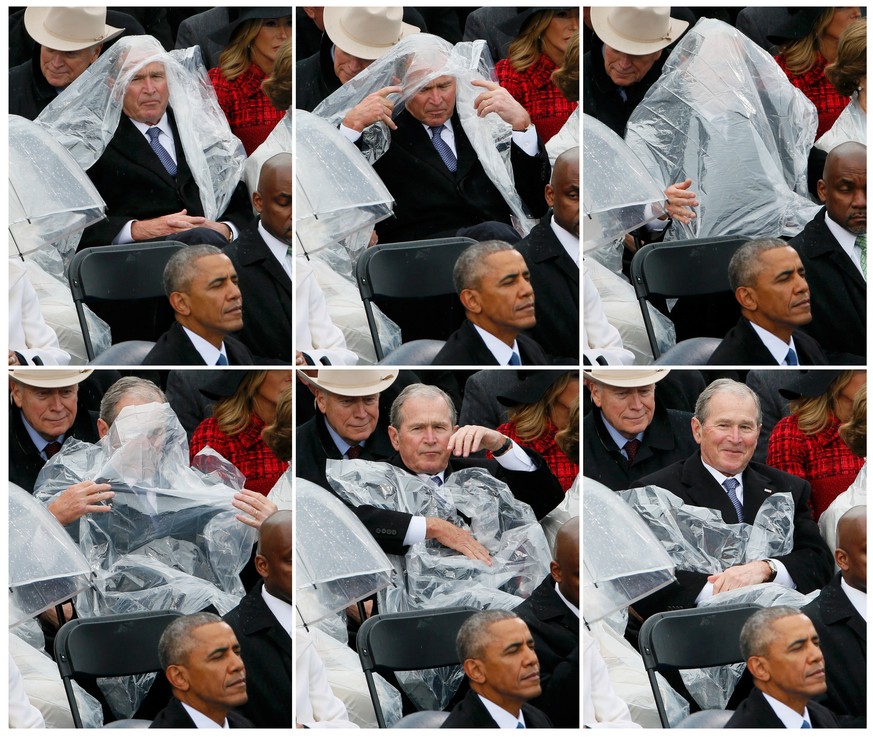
[815,95,866,152]
[35,36,245,221]
[268,467,293,510]
[314,34,539,236]
[582,113,666,252]
[295,478,394,626]
[244,113,291,203]
[625,18,821,240]
[541,474,578,552]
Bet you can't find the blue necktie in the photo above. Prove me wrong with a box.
[785,347,798,366]
[429,125,457,173]
[516,723,525,729]
[215,354,228,366]
[508,352,521,366]
[146,126,177,178]
[723,478,743,523]
[801,720,811,729]
[430,475,443,487]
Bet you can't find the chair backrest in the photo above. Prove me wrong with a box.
[652,337,723,366]
[355,237,475,359]
[378,339,445,366]
[357,607,477,727]
[390,710,450,729]
[88,340,156,366]
[68,242,185,359]
[54,610,181,728]
[674,708,734,729]
[638,603,762,727]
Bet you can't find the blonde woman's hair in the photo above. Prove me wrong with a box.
[779,8,836,75]
[839,384,866,457]
[262,39,292,110]
[507,9,559,73]
[219,18,264,81]
[506,372,578,442]
[213,371,268,436]
[826,18,866,96]
[262,385,292,462]
[789,370,857,436]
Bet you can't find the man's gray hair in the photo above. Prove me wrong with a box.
[453,240,516,294]
[694,378,762,426]
[389,383,457,429]
[98,376,166,426]
[739,606,804,661]
[163,244,223,296]
[158,612,222,670]
[456,609,518,661]
[728,238,790,291]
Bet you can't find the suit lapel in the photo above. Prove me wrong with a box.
[806,212,866,291]
[239,229,292,297]
[393,112,459,183]
[113,114,180,188]
[679,453,740,522]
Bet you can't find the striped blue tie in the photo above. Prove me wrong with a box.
[723,478,743,523]
[146,127,177,178]
[429,125,457,173]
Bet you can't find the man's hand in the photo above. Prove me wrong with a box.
[130,210,206,240]
[199,219,234,241]
[232,489,278,530]
[345,599,374,623]
[707,560,772,594]
[471,79,531,130]
[662,179,698,224]
[425,517,492,565]
[9,350,20,366]
[342,85,402,132]
[447,425,507,457]
[47,481,114,526]
[38,601,74,630]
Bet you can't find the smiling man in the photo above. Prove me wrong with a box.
[708,238,828,366]
[634,379,832,616]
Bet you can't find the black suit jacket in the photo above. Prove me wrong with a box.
[707,318,829,366]
[725,688,841,728]
[223,581,292,728]
[372,110,549,243]
[441,690,553,729]
[81,111,251,249]
[149,698,254,729]
[142,321,255,366]
[790,207,866,357]
[515,220,579,361]
[513,576,579,727]
[802,573,866,725]
[432,320,551,366]
[223,223,292,363]
[634,452,832,615]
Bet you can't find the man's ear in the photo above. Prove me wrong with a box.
[388,425,401,451]
[255,552,269,579]
[96,418,110,439]
[459,288,481,314]
[252,190,264,216]
[690,416,702,444]
[735,286,758,312]
[10,382,24,409]
[169,291,191,316]
[166,664,190,692]
[544,183,555,209]
[746,654,770,683]
[463,657,486,685]
[834,547,850,573]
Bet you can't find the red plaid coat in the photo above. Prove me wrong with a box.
[209,64,286,155]
[775,53,850,140]
[493,419,578,492]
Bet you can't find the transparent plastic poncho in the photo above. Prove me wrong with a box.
[244,113,291,203]
[326,459,551,711]
[296,478,394,626]
[625,18,821,240]
[314,33,539,236]
[35,35,245,221]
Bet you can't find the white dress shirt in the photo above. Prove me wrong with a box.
[472,323,524,365]
[748,321,801,365]
[180,702,229,729]
[550,216,579,267]
[182,326,228,365]
[762,692,812,729]
[478,693,526,728]
[259,220,292,280]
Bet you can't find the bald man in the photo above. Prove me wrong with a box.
[513,518,580,727]
[790,141,867,357]
[224,510,292,727]
[802,506,866,726]
[224,152,293,363]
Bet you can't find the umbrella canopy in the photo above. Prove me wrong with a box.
[582,113,666,252]
[295,110,394,256]
[9,115,106,258]
[296,478,394,625]
[582,477,675,623]
[9,482,93,627]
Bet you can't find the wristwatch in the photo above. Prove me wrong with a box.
[763,559,778,583]
[492,436,513,457]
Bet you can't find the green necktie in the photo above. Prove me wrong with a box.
[856,234,866,280]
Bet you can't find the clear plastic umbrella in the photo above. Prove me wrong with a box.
[296,478,394,626]
[9,482,93,627]
[8,115,106,259]
[582,477,675,624]
[295,110,394,256]
[582,113,666,253]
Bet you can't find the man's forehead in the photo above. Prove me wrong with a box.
[125,58,166,78]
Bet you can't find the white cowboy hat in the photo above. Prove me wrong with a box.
[583,368,670,388]
[10,368,94,388]
[590,7,689,55]
[24,7,123,52]
[298,368,399,396]
[323,6,419,61]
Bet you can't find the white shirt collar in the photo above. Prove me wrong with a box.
[700,460,745,504]
[261,584,293,637]
[748,321,799,365]
[762,692,812,728]
[840,575,867,621]
[823,211,865,275]
[471,323,522,365]
[549,216,579,267]
[129,112,176,160]
[600,414,643,455]
[554,581,579,619]
[180,701,229,729]
[257,220,293,280]
[182,325,228,365]
[477,693,525,728]
[21,415,65,457]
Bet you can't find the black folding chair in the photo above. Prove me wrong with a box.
[54,610,181,727]
[638,603,762,727]
[630,236,748,358]
[68,241,185,360]
[356,607,477,727]
[355,237,475,359]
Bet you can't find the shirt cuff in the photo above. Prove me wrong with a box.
[113,221,136,245]
[222,221,238,241]
[694,581,714,605]
[339,123,363,143]
[511,125,539,156]
[494,441,536,471]
[402,515,427,547]
[771,559,795,589]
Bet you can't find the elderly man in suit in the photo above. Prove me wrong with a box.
[635,378,832,616]
[442,610,553,729]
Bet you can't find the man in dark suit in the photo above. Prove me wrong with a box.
[516,147,579,362]
[802,505,866,726]
[143,245,255,366]
[433,241,551,366]
[790,142,867,357]
[635,379,832,616]
[726,606,840,728]
[442,610,553,728]
[224,152,292,363]
[582,368,696,491]
[708,238,829,366]
[514,519,579,727]
[223,511,291,728]
[152,613,253,729]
